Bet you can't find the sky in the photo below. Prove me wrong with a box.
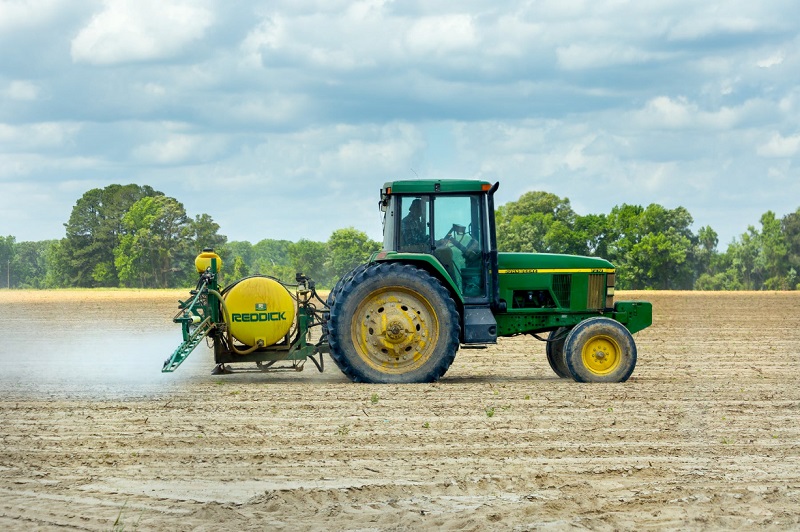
[1,0,799,250]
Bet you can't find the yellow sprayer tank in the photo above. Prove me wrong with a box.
[223,277,295,348]
[195,249,223,273]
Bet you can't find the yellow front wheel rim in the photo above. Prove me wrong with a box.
[581,335,622,376]
[350,286,439,374]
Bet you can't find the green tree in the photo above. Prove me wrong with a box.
[61,184,162,287]
[693,226,741,290]
[694,226,718,277]
[783,207,800,288]
[10,240,53,288]
[496,191,586,254]
[728,228,761,289]
[191,213,227,252]
[44,240,70,288]
[114,195,192,288]
[573,213,610,257]
[717,211,793,291]
[758,211,789,289]
[607,204,697,289]
[288,239,328,286]
[0,235,15,288]
[327,227,381,283]
[231,255,250,279]
[251,239,293,278]
[224,241,254,267]
[627,230,693,290]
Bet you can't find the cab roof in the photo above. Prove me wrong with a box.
[382,179,493,195]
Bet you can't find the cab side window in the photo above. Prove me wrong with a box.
[399,196,429,252]
[433,195,486,297]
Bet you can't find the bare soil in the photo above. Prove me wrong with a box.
[1,290,799,530]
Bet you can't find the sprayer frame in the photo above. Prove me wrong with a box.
[163,258,329,373]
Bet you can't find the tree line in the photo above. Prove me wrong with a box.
[1,184,799,290]
[0,184,379,290]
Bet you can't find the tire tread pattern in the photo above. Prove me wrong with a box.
[327,262,460,383]
[564,317,637,383]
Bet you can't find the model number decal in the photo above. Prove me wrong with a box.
[498,268,615,274]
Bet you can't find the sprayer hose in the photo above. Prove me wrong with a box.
[208,289,264,355]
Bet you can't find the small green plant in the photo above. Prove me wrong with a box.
[112,501,126,531]
[370,393,379,405]
[422,422,430,429]
[721,437,734,445]
[112,500,142,531]
[523,394,531,400]
[607,407,613,412]
[485,406,495,418]
[336,425,350,436]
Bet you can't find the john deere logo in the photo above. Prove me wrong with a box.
[255,303,267,311]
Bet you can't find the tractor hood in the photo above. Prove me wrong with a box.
[497,252,614,273]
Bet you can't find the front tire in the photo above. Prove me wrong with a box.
[328,263,460,383]
[545,327,570,378]
[564,317,637,383]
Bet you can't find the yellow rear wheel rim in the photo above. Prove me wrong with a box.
[581,335,622,376]
[350,286,439,374]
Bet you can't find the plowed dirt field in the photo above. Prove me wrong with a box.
[1,290,799,530]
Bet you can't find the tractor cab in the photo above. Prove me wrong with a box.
[379,180,498,304]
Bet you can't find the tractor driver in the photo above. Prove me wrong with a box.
[401,198,428,251]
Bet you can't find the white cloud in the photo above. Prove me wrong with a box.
[757,51,785,68]
[138,82,166,96]
[667,13,761,41]
[405,15,478,56]
[0,152,100,180]
[0,122,80,149]
[757,132,800,158]
[556,44,666,70]
[4,81,40,101]
[132,132,226,165]
[71,0,214,65]
[631,96,770,131]
[635,97,696,129]
[0,0,64,32]
[318,125,424,176]
[240,16,284,66]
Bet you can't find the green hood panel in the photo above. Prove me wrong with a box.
[498,252,615,272]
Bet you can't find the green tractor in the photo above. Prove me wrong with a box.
[164,180,651,383]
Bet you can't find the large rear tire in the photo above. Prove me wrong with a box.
[564,317,637,383]
[328,262,460,383]
[326,263,370,308]
[545,327,570,378]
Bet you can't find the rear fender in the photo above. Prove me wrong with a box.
[372,251,464,305]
